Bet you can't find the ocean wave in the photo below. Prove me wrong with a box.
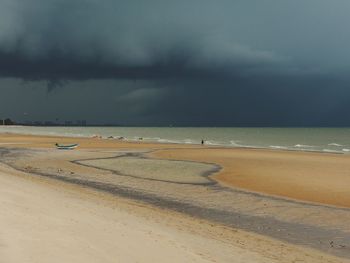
[328,143,343,147]
[322,149,342,153]
[342,148,350,152]
[184,139,195,144]
[269,145,288,149]
[294,144,314,148]
[230,140,243,147]
[157,139,181,144]
[143,137,161,141]
[205,140,218,145]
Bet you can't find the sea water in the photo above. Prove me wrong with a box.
[0,126,350,154]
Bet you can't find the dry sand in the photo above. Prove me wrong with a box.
[0,161,340,263]
[0,163,231,263]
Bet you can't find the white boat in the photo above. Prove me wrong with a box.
[55,143,78,150]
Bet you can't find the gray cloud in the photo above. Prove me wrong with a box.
[0,0,294,81]
[1,0,350,125]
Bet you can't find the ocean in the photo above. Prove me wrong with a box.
[0,126,349,154]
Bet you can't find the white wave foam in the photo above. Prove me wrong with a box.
[328,143,343,147]
[322,149,342,153]
[269,145,288,149]
[140,137,161,142]
[157,139,180,144]
[230,140,242,147]
[205,141,217,145]
[342,148,350,152]
[294,144,314,148]
[184,139,195,144]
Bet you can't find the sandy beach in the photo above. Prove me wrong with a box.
[0,133,349,262]
[154,147,350,208]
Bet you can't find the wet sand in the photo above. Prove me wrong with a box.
[0,133,350,262]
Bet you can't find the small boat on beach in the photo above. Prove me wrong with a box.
[55,143,78,150]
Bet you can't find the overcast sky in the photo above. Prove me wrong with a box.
[1,0,350,126]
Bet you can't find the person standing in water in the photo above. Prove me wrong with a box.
[201,139,204,145]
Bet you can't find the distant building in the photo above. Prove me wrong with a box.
[0,118,15,125]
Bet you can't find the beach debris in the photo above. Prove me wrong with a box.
[24,165,36,172]
[328,240,346,249]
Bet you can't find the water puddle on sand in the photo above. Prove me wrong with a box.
[78,157,217,185]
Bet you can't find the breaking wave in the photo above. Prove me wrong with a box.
[269,145,288,149]
[328,143,343,147]
[294,144,314,148]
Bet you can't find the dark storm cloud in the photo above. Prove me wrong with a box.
[1,0,350,125]
[2,0,350,78]
[0,0,290,83]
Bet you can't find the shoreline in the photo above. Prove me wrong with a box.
[0,129,349,155]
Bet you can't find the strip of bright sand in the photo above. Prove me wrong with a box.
[1,160,342,263]
[0,163,253,263]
